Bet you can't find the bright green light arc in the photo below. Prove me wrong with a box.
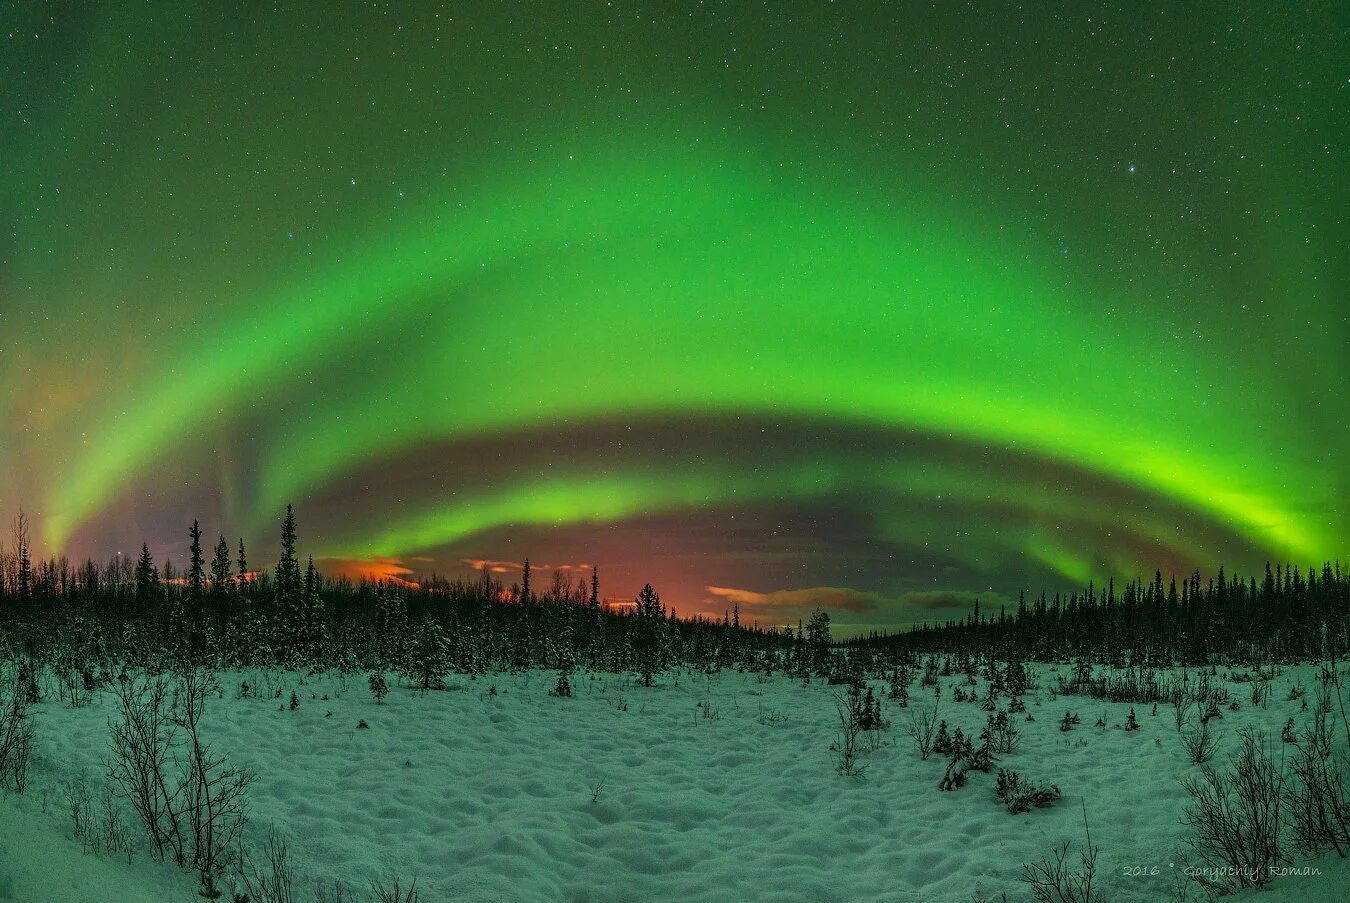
[43,139,757,548]
[346,449,1243,586]
[258,149,1323,562]
[48,134,1334,569]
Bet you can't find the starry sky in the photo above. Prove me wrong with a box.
[2,2,1346,632]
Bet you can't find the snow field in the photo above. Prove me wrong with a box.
[3,663,1348,901]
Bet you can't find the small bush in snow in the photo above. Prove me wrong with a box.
[940,728,986,790]
[986,709,1020,754]
[856,686,885,730]
[932,720,952,755]
[995,768,1061,814]
[907,698,941,760]
[1181,720,1221,765]
[966,733,994,773]
[980,684,999,711]
[831,688,869,779]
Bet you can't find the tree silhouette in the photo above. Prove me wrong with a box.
[210,535,233,596]
[135,543,160,600]
[275,505,300,606]
[11,510,31,599]
[632,583,668,686]
[187,520,205,604]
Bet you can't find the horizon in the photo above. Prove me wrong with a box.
[8,507,1344,639]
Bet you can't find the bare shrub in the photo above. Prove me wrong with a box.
[370,875,421,903]
[1285,716,1350,857]
[62,772,137,862]
[1180,728,1285,890]
[1172,680,1196,733]
[237,825,297,903]
[831,688,867,778]
[56,657,95,708]
[178,669,255,895]
[1021,803,1101,902]
[100,787,138,864]
[106,672,184,863]
[107,669,254,896]
[63,771,96,848]
[907,696,941,760]
[0,673,36,792]
[1182,720,1220,765]
[315,879,354,903]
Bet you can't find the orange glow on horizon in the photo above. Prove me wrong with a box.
[320,557,421,588]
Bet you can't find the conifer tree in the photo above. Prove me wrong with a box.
[210,535,233,596]
[404,617,449,692]
[134,543,160,600]
[520,557,531,604]
[632,583,667,686]
[806,608,832,676]
[187,519,205,604]
[12,509,32,599]
[275,504,300,605]
[236,537,250,596]
[300,554,324,658]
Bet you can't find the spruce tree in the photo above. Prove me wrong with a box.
[805,608,832,676]
[632,583,667,686]
[12,509,32,599]
[275,505,300,605]
[520,557,531,604]
[187,519,205,604]
[236,537,250,596]
[134,544,160,600]
[210,535,233,596]
[301,554,324,658]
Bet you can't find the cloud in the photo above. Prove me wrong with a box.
[899,589,993,610]
[704,585,880,614]
[699,584,1012,632]
[460,558,592,574]
[461,558,520,574]
[318,556,419,586]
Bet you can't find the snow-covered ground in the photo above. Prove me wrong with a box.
[2,663,1348,902]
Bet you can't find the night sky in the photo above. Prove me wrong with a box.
[2,3,1345,632]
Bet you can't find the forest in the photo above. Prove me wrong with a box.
[3,507,1346,680]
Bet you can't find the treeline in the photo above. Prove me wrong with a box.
[844,564,1350,665]
[0,508,812,677]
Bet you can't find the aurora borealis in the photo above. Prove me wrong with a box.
[2,3,1345,631]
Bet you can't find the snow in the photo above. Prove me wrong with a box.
[3,663,1349,901]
